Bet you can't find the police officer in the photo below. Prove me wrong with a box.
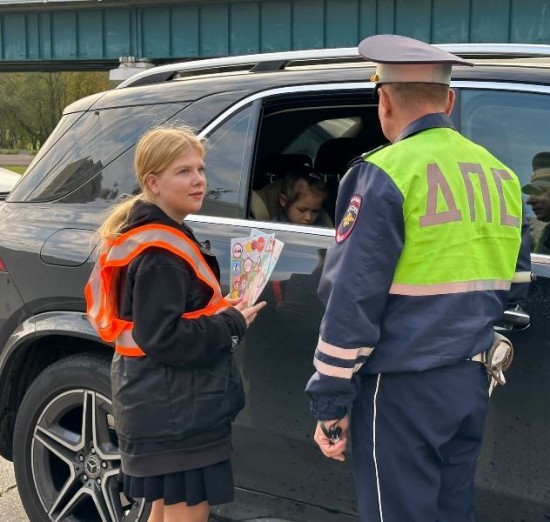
[305,34,531,522]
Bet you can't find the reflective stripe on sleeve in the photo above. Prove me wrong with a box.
[316,337,373,360]
[313,357,355,379]
[313,338,373,379]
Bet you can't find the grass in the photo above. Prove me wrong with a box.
[0,148,35,155]
[0,165,25,175]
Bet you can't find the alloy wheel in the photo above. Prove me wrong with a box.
[30,388,146,522]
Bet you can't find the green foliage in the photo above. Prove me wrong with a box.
[0,165,26,175]
[0,72,111,150]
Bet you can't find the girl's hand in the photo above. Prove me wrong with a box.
[234,300,267,327]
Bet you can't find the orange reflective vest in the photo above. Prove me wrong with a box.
[85,223,230,356]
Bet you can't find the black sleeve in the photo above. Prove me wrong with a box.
[131,253,247,368]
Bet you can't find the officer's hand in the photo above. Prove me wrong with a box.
[234,300,267,327]
[313,415,349,462]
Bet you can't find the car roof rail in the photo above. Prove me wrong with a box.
[115,43,550,89]
[115,47,361,89]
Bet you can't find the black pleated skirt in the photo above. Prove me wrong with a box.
[120,459,234,506]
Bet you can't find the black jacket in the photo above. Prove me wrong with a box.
[110,201,246,475]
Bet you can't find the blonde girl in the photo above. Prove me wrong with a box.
[90,126,265,522]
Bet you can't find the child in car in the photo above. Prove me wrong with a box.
[274,165,328,226]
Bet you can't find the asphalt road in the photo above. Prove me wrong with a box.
[0,457,27,521]
[0,154,33,167]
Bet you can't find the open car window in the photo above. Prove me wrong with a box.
[249,94,385,227]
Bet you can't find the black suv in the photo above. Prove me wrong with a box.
[1,45,549,522]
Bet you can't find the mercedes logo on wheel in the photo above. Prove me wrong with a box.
[84,455,101,478]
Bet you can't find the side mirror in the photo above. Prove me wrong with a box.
[494,304,530,332]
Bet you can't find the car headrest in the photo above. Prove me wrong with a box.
[250,190,270,221]
[314,138,363,176]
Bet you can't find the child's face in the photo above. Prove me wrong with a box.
[145,149,206,223]
[281,191,325,225]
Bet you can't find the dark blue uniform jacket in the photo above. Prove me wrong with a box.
[306,113,531,421]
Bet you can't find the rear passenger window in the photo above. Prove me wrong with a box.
[58,147,138,205]
[249,96,384,226]
[460,89,550,254]
[10,104,187,203]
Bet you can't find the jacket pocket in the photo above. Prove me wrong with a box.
[111,356,192,442]
[181,355,245,436]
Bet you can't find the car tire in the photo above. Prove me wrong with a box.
[12,352,150,522]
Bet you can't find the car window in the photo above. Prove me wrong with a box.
[56,147,138,205]
[283,116,360,158]
[198,104,256,218]
[10,104,187,203]
[460,88,550,255]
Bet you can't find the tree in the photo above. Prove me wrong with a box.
[0,71,111,150]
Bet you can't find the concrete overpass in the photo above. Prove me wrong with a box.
[0,0,549,75]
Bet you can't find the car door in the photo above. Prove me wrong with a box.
[455,82,550,521]
[188,79,550,522]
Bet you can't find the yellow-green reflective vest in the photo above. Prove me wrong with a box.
[367,127,522,297]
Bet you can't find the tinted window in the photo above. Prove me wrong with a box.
[25,112,82,173]
[198,104,256,218]
[283,116,361,158]
[56,147,137,206]
[10,103,187,203]
[460,89,550,254]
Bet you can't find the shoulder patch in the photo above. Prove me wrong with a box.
[335,195,362,243]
